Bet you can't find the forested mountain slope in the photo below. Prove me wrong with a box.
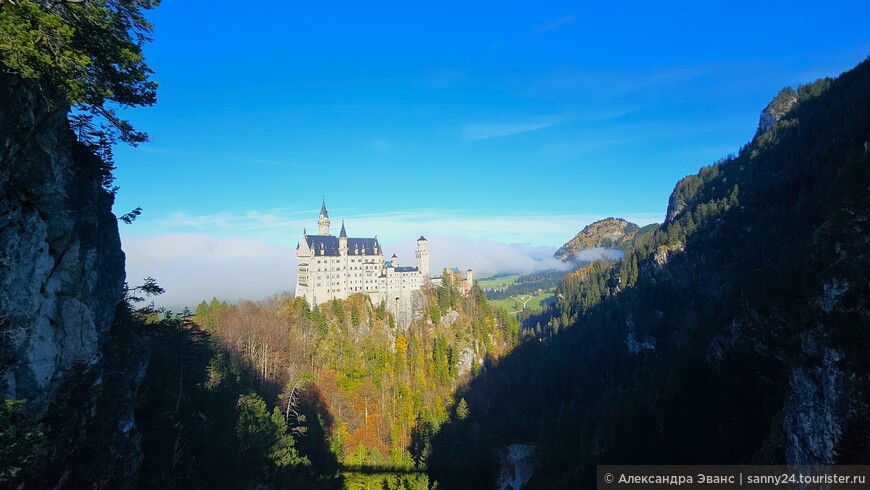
[429,57,870,488]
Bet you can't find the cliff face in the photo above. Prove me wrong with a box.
[0,72,125,411]
[0,72,143,486]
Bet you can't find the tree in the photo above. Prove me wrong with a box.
[350,304,361,327]
[0,399,43,483]
[432,336,450,384]
[0,0,160,145]
[279,373,313,436]
[236,393,308,473]
[456,398,469,421]
[429,304,441,324]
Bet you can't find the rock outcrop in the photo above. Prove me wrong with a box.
[0,72,143,486]
[758,87,798,133]
[0,72,125,413]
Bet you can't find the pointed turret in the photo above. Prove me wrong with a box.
[339,220,348,255]
[317,199,330,235]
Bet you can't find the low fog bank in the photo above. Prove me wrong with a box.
[571,247,624,263]
[123,233,580,310]
[423,234,570,277]
[123,234,296,310]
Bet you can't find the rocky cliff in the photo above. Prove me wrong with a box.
[0,72,145,486]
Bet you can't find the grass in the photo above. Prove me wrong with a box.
[479,274,555,314]
[477,274,522,290]
[488,288,555,314]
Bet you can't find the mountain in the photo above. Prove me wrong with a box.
[429,57,870,488]
[553,218,647,263]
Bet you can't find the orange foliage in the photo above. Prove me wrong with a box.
[395,335,408,355]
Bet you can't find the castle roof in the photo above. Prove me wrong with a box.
[418,235,427,241]
[305,235,379,256]
[339,220,347,238]
[395,266,419,273]
[319,199,329,218]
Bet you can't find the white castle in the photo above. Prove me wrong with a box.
[295,200,430,311]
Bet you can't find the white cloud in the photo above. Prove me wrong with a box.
[572,247,624,262]
[153,208,662,248]
[426,235,569,277]
[534,15,575,34]
[122,234,296,310]
[461,117,566,140]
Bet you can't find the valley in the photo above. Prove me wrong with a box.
[1,2,869,489]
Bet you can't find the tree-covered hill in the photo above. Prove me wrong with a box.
[553,218,653,264]
[184,272,520,488]
[429,56,870,488]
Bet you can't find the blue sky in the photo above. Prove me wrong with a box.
[112,0,870,306]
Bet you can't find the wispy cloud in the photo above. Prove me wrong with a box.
[152,207,662,248]
[369,139,393,152]
[542,138,626,155]
[537,64,725,96]
[534,15,575,34]
[461,116,566,141]
[245,158,309,168]
[137,147,308,168]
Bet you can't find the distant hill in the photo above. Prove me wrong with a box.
[554,218,649,263]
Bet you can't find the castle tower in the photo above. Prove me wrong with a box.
[339,220,348,255]
[295,228,311,304]
[415,235,430,278]
[317,199,330,235]
[391,253,398,268]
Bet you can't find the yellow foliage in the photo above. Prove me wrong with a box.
[395,335,407,355]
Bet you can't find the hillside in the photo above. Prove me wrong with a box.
[553,218,644,263]
[181,275,520,488]
[429,57,870,488]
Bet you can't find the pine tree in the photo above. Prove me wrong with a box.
[456,398,469,420]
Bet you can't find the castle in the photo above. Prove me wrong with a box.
[295,200,430,311]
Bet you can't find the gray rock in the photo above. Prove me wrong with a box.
[783,349,849,464]
[0,72,137,486]
[758,87,798,133]
[0,72,125,413]
[497,444,537,490]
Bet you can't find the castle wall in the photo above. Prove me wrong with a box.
[295,205,429,316]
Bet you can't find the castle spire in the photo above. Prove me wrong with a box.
[339,220,347,238]
[317,198,330,235]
